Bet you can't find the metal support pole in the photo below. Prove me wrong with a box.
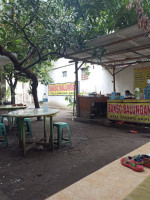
[73,80,75,116]
[49,116,54,150]
[18,118,26,156]
[113,67,116,92]
[75,60,79,117]
[43,116,47,142]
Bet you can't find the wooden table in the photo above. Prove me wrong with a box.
[79,96,109,118]
[47,142,150,200]
[8,108,59,155]
[0,105,27,111]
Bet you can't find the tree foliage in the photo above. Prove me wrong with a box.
[127,0,150,31]
[0,0,150,106]
[0,0,81,106]
[61,0,150,36]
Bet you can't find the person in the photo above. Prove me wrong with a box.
[125,90,134,99]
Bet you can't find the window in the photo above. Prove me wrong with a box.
[81,68,89,80]
[62,71,67,77]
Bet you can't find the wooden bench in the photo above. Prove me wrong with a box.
[47,142,150,200]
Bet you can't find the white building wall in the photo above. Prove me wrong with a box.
[37,83,47,102]
[47,59,150,108]
[115,62,150,96]
[14,58,150,108]
[47,58,113,108]
[15,82,32,104]
[47,59,75,108]
[80,65,113,95]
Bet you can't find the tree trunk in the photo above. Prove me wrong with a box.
[0,45,40,109]
[11,87,15,104]
[31,80,39,108]
[32,79,41,121]
[27,72,41,121]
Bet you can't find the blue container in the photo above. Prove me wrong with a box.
[144,86,150,99]
[119,96,124,100]
[111,92,116,100]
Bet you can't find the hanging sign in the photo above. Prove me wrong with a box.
[107,102,150,123]
[48,82,75,96]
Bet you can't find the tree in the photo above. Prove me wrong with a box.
[1,60,53,104]
[127,0,150,31]
[62,0,150,34]
[0,0,81,108]
[0,0,149,109]
[1,64,26,104]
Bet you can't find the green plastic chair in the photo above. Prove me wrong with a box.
[14,117,32,136]
[0,117,2,123]
[0,123,8,147]
[53,122,72,149]
[24,118,32,136]
[1,114,8,122]
[1,114,12,130]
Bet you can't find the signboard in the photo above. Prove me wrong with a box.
[107,102,150,123]
[134,67,150,93]
[48,82,75,96]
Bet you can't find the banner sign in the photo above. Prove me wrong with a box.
[134,67,150,93]
[107,102,150,123]
[48,82,75,96]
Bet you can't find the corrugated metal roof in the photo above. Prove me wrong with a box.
[65,24,150,68]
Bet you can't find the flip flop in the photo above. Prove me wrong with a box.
[134,154,150,168]
[141,155,150,167]
[121,156,144,165]
[132,154,144,165]
[120,156,144,172]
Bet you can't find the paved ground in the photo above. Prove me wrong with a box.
[0,109,150,200]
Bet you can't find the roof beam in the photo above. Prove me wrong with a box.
[68,43,150,64]
[103,44,150,57]
[104,60,150,67]
[102,56,143,64]
[131,51,150,60]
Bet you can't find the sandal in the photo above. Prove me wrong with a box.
[120,156,144,172]
[142,155,150,167]
[134,154,150,168]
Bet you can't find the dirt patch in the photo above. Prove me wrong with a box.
[0,109,150,200]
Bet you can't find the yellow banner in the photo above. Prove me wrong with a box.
[107,102,150,123]
[48,83,75,96]
[134,67,150,93]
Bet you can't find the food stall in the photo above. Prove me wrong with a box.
[107,66,150,124]
[65,25,150,121]
[79,96,109,119]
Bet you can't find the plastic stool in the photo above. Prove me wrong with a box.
[53,122,72,149]
[1,114,10,123]
[14,117,18,128]
[24,118,32,136]
[0,123,8,147]
[14,117,32,136]
[1,114,12,130]
[0,117,2,123]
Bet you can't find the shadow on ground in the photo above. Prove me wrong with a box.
[0,109,150,200]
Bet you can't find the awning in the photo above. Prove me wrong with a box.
[65,24,150,69]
